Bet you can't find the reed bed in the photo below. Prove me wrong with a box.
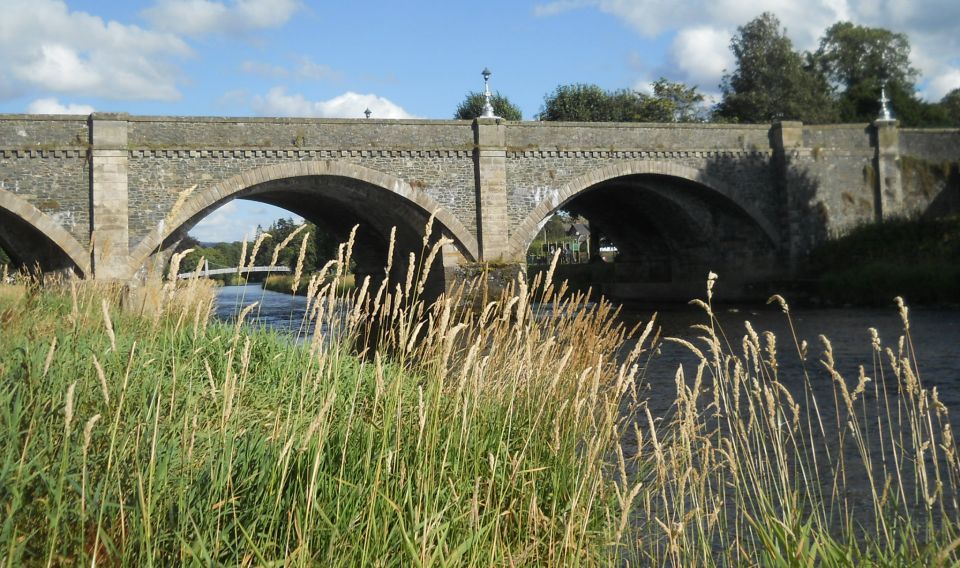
[263,273,355,296]
[0,238,641,566]
[1,228,958,565]
[625,278,960,566]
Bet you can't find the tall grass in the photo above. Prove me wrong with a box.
[0,240,642,565]
[1,230,959,565]
[263,273,355,296]
[625,281,960,565]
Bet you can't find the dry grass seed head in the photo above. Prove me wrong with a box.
[292,232,310,294]
[246,232,272,271]
[269,224,308,267]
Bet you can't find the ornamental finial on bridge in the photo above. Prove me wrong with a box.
[878,87,893,121]
[481,67,497,119]
[364,108,372,119]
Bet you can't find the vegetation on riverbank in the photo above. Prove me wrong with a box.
[0,249,640,565]
[2,238,960,564]
[263,272,355,295]
[809,215,960,305]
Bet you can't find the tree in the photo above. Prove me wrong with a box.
[715,13,836,123]
[942,88,960,127]
[539,84,633,122]
[0,246,11,269]
[814,21,918,123]
[642,78,707,122]
[538,81,706,123]
[454,91,522,121]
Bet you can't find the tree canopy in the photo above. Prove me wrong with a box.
[715,13,835,123]
[814,21,919,122]
[454,91,522,121]
[942,89,960,127]
[713,14,954,126]
[181,217,338,276]
[538,80,706,122]
[645,78,707,122]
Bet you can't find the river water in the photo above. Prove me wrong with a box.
[215,284,960,546]
[214,284,960,403]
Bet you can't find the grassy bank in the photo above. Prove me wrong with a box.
[809,216,960,305]
[263,272,354,295]
[0,263,635,565]
[2,247,960,564]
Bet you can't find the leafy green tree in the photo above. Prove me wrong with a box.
[715,13,836,123]
[539,84,633,122]
[454,91,522,121]
[642,78,707,122]
[814,21,918,123]
[942,88,960,127]
[539,81,706,123]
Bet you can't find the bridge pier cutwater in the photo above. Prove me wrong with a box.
[0,113,957,300]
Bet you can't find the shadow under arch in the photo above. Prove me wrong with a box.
[0,188,90,276]
[128,161,479,276]
[506,160,780,259]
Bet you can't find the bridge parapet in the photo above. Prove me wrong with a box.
[0,114,957,291]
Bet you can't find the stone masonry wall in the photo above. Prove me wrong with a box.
[3,114,960,279]
[793,125,877,242]
[505,122,772,151]
[504,151,777,235]
[127,152,476,247]
[900,129,960,163]
[899,128,960,217]
[0,116,91,246]
[125,117,477,248]
[126,117,475,150]
[503,122,780,248]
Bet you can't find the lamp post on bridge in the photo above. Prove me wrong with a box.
[481,67,498,119]
[878,87,893,122]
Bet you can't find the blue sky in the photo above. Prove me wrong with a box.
[2,0,958,242]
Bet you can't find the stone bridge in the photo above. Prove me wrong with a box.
[1,113,958,299]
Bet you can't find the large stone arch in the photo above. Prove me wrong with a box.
[506,161,780,259]
[0,188,90,276]
[128,160,479,274]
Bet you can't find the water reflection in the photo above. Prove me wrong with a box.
[214,285,960,404]
[214,284,312,336]
[619,305,960,416]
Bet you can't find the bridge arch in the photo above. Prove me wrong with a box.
[129,160,479,276]
[506,160,780,259]
[0,188,90,276]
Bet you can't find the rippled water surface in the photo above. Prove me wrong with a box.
[215,284,960,404]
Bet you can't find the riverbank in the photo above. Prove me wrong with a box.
[262,272,354,295]
[0,277,633,565]
[807,215,960,306]
[3,270,960,564]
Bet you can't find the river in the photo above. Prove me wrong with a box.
[214,284,960,403]
[215,283,960,536]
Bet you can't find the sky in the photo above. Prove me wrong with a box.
[2,0,958,242]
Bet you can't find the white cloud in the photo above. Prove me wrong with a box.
[532,0,592,17]
[241,60,290,78]
[0,0,189,102]
[668,26,734,91]
[294,57,340,82]
[242,56,341,82]
[190,200,303,243]
[536,0,960,102]
[26,97,94,114]
[142,0,301,36]
[251,87,414,119]
[927,68,960,100]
